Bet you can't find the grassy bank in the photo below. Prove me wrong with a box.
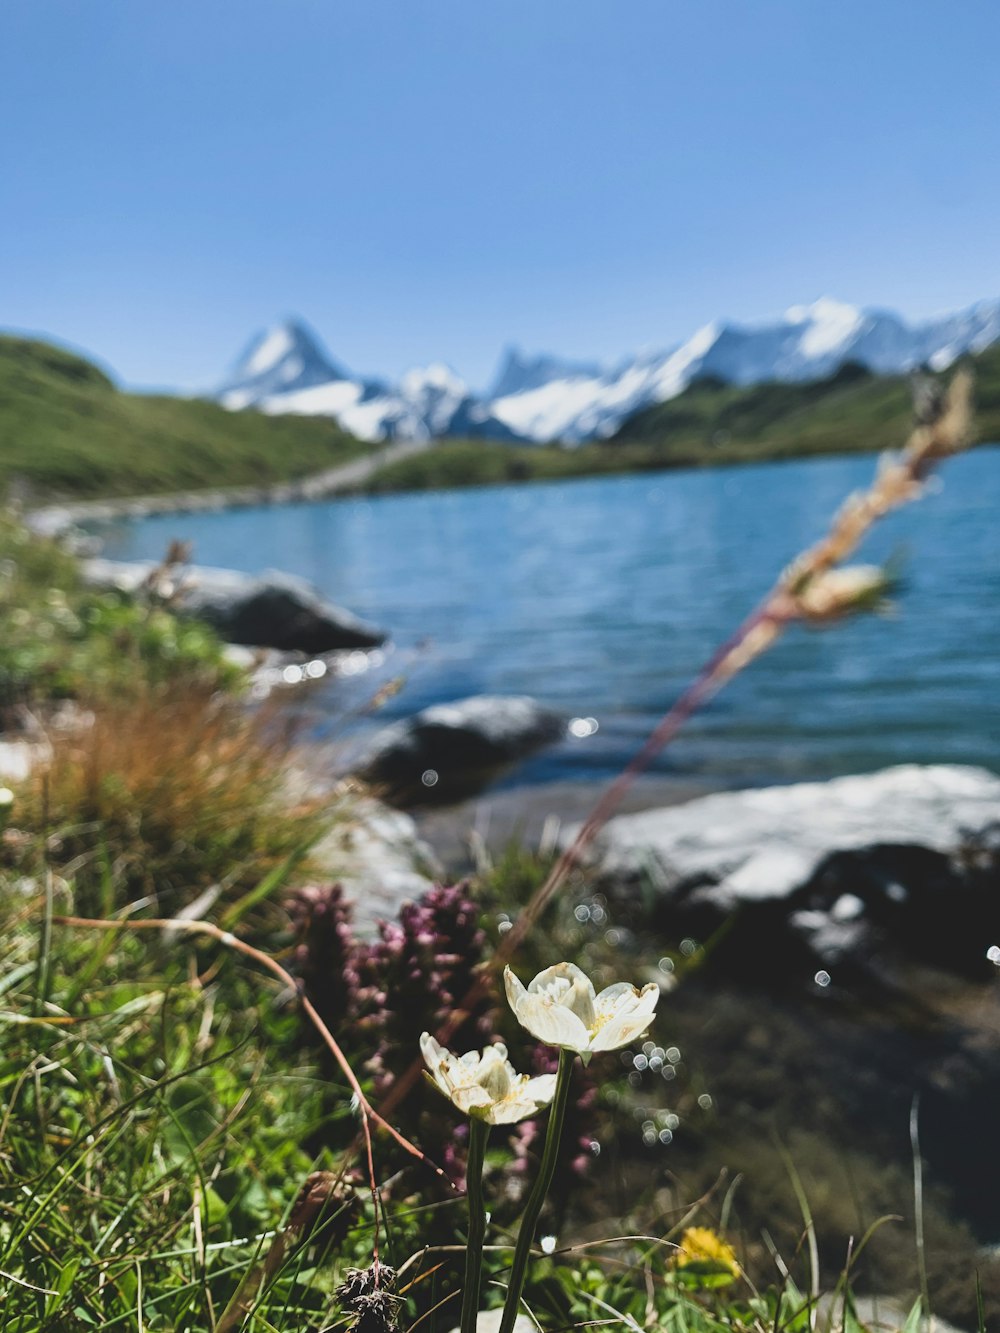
[0,334,372,500]
[362,347,1000,494]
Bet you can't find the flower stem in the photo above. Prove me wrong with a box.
[499,1048,575,1333]
[460,1117,490,1333]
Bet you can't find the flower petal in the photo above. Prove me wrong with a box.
[420,1031,442,1065]
[594,981,642,1009]
[503,965,528,1010]
[589,1009,656,1052]
[420,1032,458,1096]
[514,994,591,1050]
[451,1084,495,1115]
[520,1073,558,1105]
[525,961,593,999]
[487,1097,546,1124]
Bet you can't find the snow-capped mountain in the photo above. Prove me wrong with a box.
[220,319,349,409]
[217,297,1000,445]
[219,320,517,442]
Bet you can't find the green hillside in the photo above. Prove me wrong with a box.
[0,334,371,500]
[363,347,1000,494]
[607,346,1000,458]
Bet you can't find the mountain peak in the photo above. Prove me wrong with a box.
[219,317,347,409]
[399,361,466,397]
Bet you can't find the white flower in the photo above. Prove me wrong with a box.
[504,962,658,1062]
[419,1034,557,1125]
[448,1310,535,1333]
[0,788,13,808]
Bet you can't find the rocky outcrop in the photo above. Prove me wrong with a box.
[310,794,442,934]
[83,558,385,654]
[581,764,1000,904]
[354,694,566,805]
[573,764,1000,983]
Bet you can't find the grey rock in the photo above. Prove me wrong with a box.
[574,766,1000,1285]
[573,764,1000,980]
[83,557,385,653]
[816,1295,964,1333]
[355,694,566,805]
[580,764,1000,906]
[310,794,442,934]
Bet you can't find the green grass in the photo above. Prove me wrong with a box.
[0,510,237,710]
[0,334,373,500]
[362,438,601,493]
[362,349,1000,494]
[0,885,363,1331]
[0,512,331,914]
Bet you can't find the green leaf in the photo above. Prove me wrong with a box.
[44,1257,81,1316]
[161,1076,219,1164]
[219,838,315,930]
[901,1297,924,1333]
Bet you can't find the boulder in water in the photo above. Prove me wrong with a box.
[83,558,385,653]
[355,694,566,805]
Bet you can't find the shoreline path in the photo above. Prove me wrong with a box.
[26,434,431,538]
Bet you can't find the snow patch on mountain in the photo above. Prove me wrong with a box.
[490,347,604,399]
[218,296,1000,444]
[244,326,295,377]
[397,363,468,437]
[786,297,864,358]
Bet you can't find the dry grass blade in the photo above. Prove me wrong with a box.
[22,682,327,912]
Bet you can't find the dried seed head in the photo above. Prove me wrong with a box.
[910,372,947,427]
[908,367,973,470]
[349,1290,402,1333]
[337,1263,398,1310]
[792,564,894,623]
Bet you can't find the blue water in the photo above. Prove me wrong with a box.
[97,448,1000,790]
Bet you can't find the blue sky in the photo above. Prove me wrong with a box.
[3,0,999,393]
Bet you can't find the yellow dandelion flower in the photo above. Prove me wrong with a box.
[671,1227,740,1287]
